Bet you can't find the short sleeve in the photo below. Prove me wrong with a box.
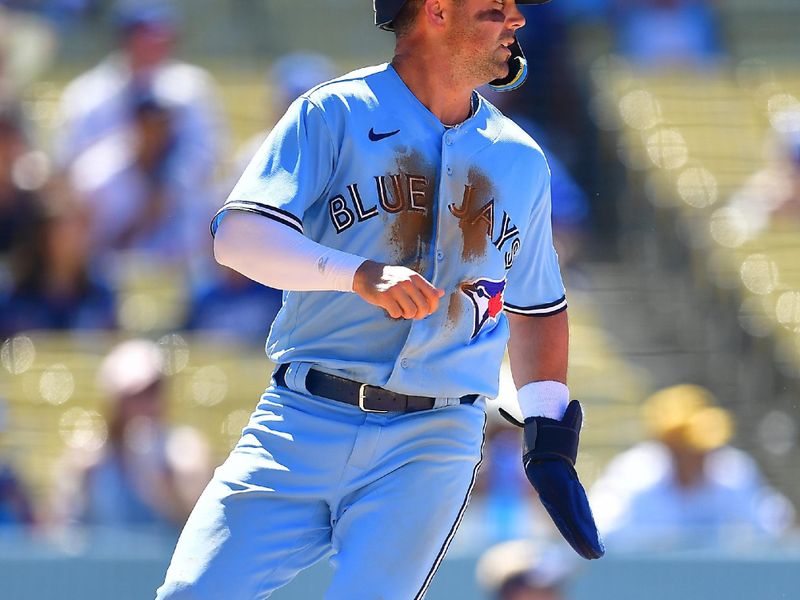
[211,97,335,236]
[503,171,567,316]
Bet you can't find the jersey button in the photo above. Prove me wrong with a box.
[436,251,444,261]
[445,137,454,146]
[400,358,409,368]
[446,166,453,176]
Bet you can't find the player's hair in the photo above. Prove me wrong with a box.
[392,0,424,38]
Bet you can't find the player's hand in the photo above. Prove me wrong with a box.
[501,400,605,560]
[353,260,445,320]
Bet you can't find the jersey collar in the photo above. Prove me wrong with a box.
[385,63,484,131]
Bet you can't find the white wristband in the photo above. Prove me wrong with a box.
[517,381,570,420]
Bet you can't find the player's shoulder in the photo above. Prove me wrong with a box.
[301,63,393,110]
[477,95,550,171]
[478,95,547,155]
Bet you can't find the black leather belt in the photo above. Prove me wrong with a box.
[273,363,479,413]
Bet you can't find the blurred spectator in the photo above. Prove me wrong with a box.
[610,0,721,69]
[0,397,35,528]
[591,384,795,551]
[0,107,46,263]
[51,339,212,529]
[476,539,577,600]
[58,0,225,168]
[183,266,283,347]
[727,128,800,237]
[57,0,226,272]
[69,92,203,265]
[0,180,117,338]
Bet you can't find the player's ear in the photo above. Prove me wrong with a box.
[422,0,446,30]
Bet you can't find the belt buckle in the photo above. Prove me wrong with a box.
[358,383,388,413]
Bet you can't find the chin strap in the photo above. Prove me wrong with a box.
[488,38,528,92]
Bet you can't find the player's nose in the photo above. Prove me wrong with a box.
[506,0,526,30]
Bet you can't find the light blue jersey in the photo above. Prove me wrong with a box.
[213,63,565,399]
[159,62,567,600]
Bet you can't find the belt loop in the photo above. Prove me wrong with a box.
[283,362,313,395]
[433,397,460,409]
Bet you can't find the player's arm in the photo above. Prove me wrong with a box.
[503,308,604,560]
[507,309,569,417]
[213,211,442,319]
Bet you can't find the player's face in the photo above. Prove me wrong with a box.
[446,0,526,85]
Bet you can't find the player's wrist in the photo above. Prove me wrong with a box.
[517,380,569,421]
[320,250,369,293]
[352,259,380,294]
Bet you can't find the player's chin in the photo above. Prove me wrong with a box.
[490,57,510,81]
[473,53,508,86]
[492,49,511,72]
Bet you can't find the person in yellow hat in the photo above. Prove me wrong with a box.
[589,384,794,551]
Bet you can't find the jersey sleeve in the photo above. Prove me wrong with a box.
[211,96,335,236]
[503,168,567,317]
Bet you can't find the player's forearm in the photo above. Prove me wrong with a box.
[213,211,366,292]
[507,310,570,419]
[507,310,569,384]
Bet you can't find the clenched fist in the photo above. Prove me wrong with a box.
[353,260,445,320]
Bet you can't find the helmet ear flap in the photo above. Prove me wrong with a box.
[374,0,408,31]
[488,38,528,92]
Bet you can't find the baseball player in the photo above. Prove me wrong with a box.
[156,1,603,599]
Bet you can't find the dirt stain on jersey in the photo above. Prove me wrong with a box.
[446,291,463,329]
[387,150,436,274]
[454,167,495,262]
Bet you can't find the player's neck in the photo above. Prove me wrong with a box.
[391,50,475,127]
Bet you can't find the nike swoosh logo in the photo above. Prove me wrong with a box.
[368,127,400,142]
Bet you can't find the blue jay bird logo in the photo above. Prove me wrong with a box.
[460,278,506,340]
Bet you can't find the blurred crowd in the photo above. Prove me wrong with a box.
[2,0,799,585]
[0,0,732,344]
[470,382,796,600]
[3,9,304,354]
[1,337,212,531]
[50,338,212,529]
[473,382,794,546]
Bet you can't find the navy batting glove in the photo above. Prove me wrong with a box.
[500,400,605,560]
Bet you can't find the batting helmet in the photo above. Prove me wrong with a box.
[373,0,551,92]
